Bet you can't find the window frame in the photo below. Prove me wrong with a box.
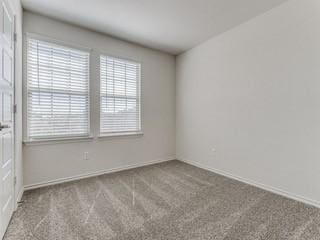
[99,54,142,137]
[24,33,92,143]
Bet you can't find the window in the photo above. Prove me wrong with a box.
[27,38,90,140]
[100,55,141,135]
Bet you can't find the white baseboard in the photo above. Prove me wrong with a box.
[15,187,24,210]
[24,156,176,191]
[179,158,320,209]
[16,187,24,202]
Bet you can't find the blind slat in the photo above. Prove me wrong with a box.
[27,38,90,139]
[100,56,141,134]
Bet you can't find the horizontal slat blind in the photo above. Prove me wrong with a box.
[27,38,90,139]
[100,55,141,134]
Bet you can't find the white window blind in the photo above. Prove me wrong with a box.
[100,55,141,134]
[27,38,90,140]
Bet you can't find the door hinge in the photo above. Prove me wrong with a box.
[14,176,17,185]
[13,104,17,114]
[14,33,17,42]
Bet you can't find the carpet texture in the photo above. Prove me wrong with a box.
[4,160,320,239]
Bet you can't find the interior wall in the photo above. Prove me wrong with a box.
[176,0,320,205]
[23,11,176,187]
[11,0,23,203]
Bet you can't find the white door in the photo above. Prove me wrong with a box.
[0,0,14,238]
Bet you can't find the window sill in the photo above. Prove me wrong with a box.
[23,136,94,146]
[98,131,144,139]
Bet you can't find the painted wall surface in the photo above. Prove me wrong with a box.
[23,12,176,187]
[176,0,320,204]
[11,0,23,203]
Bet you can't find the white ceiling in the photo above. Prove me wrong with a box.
[21,0,289,55]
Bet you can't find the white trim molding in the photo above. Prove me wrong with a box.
[179,158,320,209]
[16,187,24,210]
[23,136,94,146]
[24,157,176,191]
[98,131,144,139]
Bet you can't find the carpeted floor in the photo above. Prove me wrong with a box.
[4,160,320,240]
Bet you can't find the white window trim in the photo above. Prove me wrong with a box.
[99,54,142,137]
[23,136,95,146]
[98,131,144,139]
[23,33,92,143]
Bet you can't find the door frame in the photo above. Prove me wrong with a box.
[6,0,17,211]
[12,12,17,211]
[3,0,17,211]
[0,0,17,237]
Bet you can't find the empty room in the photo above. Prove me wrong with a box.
[1,0,320,239]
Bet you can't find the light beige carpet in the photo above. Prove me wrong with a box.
[4,160,320,239]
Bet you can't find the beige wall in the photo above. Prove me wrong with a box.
[176,0,320,206]
[23,11,176,187]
